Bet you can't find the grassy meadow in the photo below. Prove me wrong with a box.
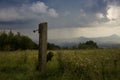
[0,49,120,80]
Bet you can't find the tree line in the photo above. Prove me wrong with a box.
[0,31,98,51]
[0,31,37,51]
[48,40,98,50]
[63,40,98,50]
[0,31,61,51]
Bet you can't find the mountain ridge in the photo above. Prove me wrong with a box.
[48,34,120,48]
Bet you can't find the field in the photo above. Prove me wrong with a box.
[0,49,120,80]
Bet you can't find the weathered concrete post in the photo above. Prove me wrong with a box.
[38,22,47,72]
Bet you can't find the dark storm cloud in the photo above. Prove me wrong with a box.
[0,20,35,30]
[43,0,109,28]
[0,0,26,7]
[0,0,43,7]
[82,0,107,14]
[108,0,120,5]
[46,0,108,13]
[0,0,117,29]
[0,20,33,25]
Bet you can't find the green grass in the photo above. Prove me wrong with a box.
[0,49,120,80]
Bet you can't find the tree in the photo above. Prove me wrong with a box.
[0,31,8,50]
[12,32,21,50]
[78,40,98,49]
[85,40,98,48]
[7,30,15,50]
[20,36,36,50]
[47,43,61,50]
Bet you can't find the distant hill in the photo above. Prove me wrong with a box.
[49,34,120,48]
[78,34,120,48]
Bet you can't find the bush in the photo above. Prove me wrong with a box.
[47,52,54,62]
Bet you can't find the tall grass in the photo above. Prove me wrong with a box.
[0,49,120,80]
[57,49,120,80]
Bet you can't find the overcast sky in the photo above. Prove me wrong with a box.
[0,0,120,41]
